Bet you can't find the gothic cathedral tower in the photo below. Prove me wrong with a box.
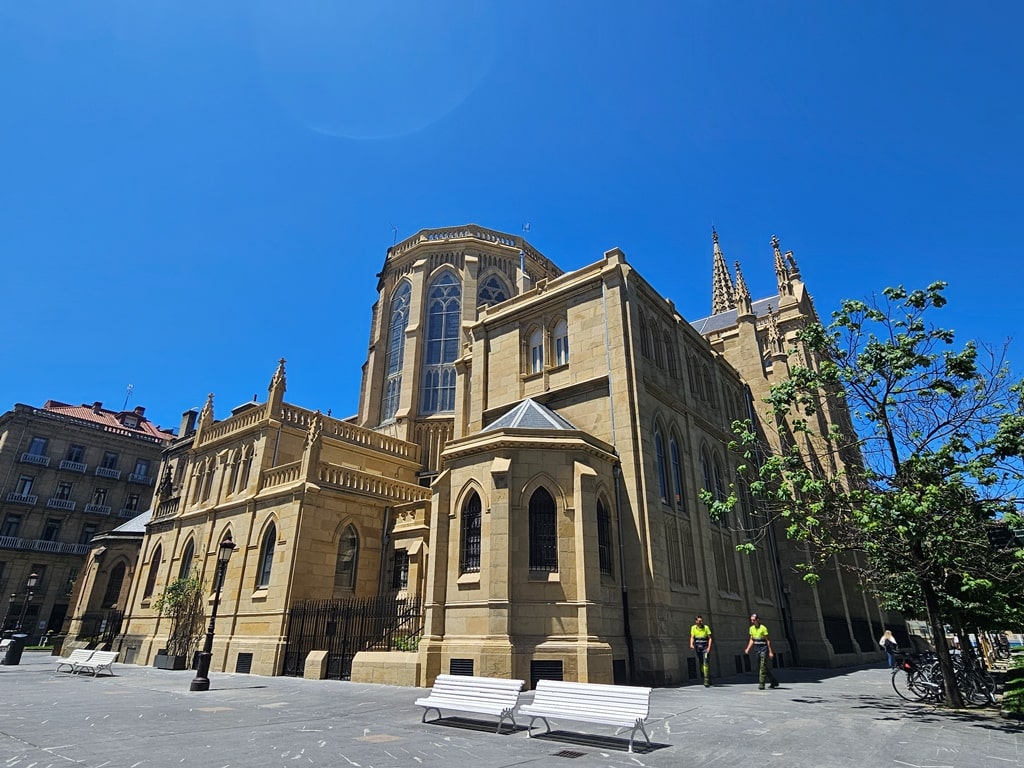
[357,226,563,478]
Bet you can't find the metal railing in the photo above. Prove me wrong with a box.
[281,595,424,680]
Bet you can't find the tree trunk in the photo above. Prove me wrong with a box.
[922,579,964,708]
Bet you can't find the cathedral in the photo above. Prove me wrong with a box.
[70,224,896,687]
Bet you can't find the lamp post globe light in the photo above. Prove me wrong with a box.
[16,573,38,633]
[190,535,236,692]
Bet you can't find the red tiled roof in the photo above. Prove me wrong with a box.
[42,400,174,441]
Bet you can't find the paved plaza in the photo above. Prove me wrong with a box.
[1,651,1020,768]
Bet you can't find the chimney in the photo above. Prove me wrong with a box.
[133,405,145,417]
[179,409,199,438]
[92,401,103,414]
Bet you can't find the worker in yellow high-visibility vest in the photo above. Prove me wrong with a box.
[689,615,713,687]
[744,613,779,690]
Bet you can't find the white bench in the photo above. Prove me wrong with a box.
[73,650,119,677]
[415,674,525,734]
[518,679,653,753]
[55,648,95,673]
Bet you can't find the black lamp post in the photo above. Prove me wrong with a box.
[2,593,15,634]
[16,573,38,633]
[190,535,236,692]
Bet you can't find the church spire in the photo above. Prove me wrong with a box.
[772,235,793,298]
[711,228,736,314]
[734,260,753,318]
[268,358,287,414]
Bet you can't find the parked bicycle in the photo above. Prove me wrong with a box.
[891,650,997,707]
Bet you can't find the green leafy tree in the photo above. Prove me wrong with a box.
[152,573,205,660]
[713,282,1024,708]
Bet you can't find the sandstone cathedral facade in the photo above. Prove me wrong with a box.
[68,225,898,686]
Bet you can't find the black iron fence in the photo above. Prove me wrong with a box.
[76,610,123,647]
[281,595,423,680]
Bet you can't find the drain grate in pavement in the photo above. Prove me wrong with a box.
[552,750,587,759]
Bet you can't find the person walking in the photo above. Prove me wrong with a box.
[745,613,779,689]
[879,629,898,669]
[690,615,713,687]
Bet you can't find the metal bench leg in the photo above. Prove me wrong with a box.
[421,707,442,724]
[628,720,651,753]
[496,709,519,734]
[525,716,550,738]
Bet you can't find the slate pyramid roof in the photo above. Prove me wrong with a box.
[482,398,578,432]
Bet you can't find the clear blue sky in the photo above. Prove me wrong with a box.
[2,2,1021,434]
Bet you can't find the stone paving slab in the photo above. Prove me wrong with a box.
[1,652,1020,768]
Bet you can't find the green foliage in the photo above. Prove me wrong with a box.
[1002,651,1024,716]
[391,633,420,652]
[724,281,1024,707]
[152,573,205,658]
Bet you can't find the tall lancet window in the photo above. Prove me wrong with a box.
[381,281,411,423]
[420,271,461,414]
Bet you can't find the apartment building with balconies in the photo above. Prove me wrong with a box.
[0,400,173,637]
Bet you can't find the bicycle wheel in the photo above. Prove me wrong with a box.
[914,662,945,703]
[892,667,930,702]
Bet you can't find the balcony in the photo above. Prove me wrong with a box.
[0,536,89,556]
[59,459,88,473]
[95,466,121,479]
[119,507,142,519]
[153,496,180,521]
[20,452,50,467]
[128,473,154,486]
[84,503,112,516]
[46,497,76,511]
[6,492,37,506]
[32,540,90,556]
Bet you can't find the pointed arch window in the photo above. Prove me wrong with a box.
[191,464,205,504]
[529,327,544,374]
[529,487,558,572]
[651,325,664,368]
[101,562,126,609]
[256,523,276,588]
[201,458,215,501]
[239,446,254,494]
[460,491,482,574]
[670,435,685,512]
[700,445,715,521]
[638,310,651,358]
[477,273,510,306]
[178,539,195,580]
[655,428,669,502]
[381,281,411,422]
[227,450,241,495]
[143,544,162,598]
[334,525,359,591]
[597,500,613,575]
[702,365,716,406]
[420,272,461,414]
[713,455,728,526]
[553,318,569,366]
[665,333,678,378]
